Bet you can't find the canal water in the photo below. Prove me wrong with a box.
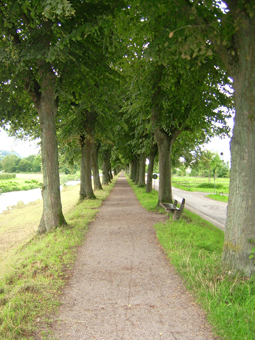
[0,181,80,214]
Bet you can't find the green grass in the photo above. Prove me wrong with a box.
[172,176,229,194]
[172,175,230,184]
[0,174,16,180]
[0,178,117,340]
[207,194,229,203]
[128,181,160,211]
[0,173,81,193]
[127,176,255,340]
[0,179,41,193]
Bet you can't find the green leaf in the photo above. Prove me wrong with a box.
[249,254,254,259]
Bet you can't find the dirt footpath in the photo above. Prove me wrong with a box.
[51,173,217,340]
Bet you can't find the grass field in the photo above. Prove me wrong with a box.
[172,175,230,184]
[0,177,117,339]
[16,173,43,181]
[171,176,229,202]
[0,173,81,194]
[127,177,255,340]
[207,193,229,203]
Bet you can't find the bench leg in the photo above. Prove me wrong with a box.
[173,210,180,220]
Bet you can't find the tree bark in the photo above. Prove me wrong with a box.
[138,152,146,187]
[222,20,255,276]
[37,75,67,234]
[109,162,113,180]
[130,158,138,181]
[146,144,157,193]
[135,158,139,185]
[91,141,103,190]
[153,127,172,205]
[79,136,95,201]
[102,148,111,185]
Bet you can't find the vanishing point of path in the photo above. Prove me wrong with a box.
[51,173,217,340]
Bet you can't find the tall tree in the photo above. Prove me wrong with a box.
[164,0,255,276]
[0,1,76,233]
[0,0,124,232]
[120,0,255,275]
[121,49,231,204]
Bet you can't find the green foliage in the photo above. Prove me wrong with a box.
[1,154,20,173]
[0,180,41,193]
[207,194,228,203]
[190,150,230,179]
[18,159,33,172]
[0,173,16,180]
[32,155,42,172]
[196,183,224,189]
[249,247,255,260]
[0,154,41,173]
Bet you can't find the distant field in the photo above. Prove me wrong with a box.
[172,175,229,184]
[172,176,229,194]
[0,173,80,192]
[16,173,43,181]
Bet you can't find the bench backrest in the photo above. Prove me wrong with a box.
[173,195,185,212]
[173,195,184,204]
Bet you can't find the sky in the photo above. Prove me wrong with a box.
[0,125,233,162]
[0,129,40,158]
[203,115,234,164]
[203,135,231,163]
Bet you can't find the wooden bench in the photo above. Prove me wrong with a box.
[160,196,185,220]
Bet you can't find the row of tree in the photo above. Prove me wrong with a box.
[0,154,41,173]
[0,1,254,275]
[176,150,230,179]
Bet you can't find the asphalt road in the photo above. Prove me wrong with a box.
[151,179,227,231]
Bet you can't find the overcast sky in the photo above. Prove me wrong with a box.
[204,135,231,163]
[0,129,40,158]
[0,128,233,163]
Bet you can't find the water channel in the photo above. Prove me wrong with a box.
[0,181,80,214]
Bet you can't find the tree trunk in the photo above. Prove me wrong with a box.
[154,127,172,205]
[79,137,95,201]
[102,148,111,185]
[135,158,139,185]
[109,162,113,180]
[222,22,255,276]
[37,76,67,234]
[146,144,157,193]
[138,153,146,187]
[130,159,138,181]
[130,161,134,180]
[91,141,103,190]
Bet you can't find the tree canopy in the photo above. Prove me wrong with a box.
[0,0,254,275]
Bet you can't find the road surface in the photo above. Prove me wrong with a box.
[152,178,227,231]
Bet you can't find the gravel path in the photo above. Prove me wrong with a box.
[51,173,217,340]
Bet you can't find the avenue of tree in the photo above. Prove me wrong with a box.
[0,1,254,276]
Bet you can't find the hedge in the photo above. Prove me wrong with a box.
[0,173,16,180]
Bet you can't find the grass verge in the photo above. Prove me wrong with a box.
[207,194,229,203]
[171,176,229,194]
[127,177,255,340]
[0,179,41,193]
[0,178,117,340]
